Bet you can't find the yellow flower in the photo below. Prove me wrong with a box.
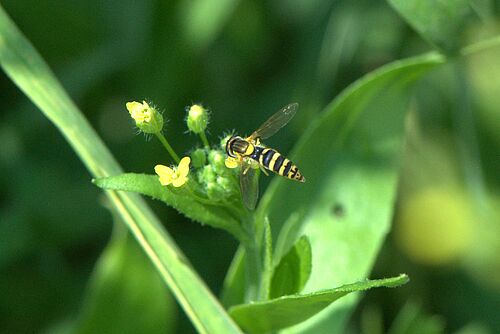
[155,157,191,187]
[127,101,152,123]
[126,100,163,133]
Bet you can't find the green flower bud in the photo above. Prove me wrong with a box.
[199,165,216,183]
[126,101,163,134]
[206,182,225,200]
[186,104,208,134]
[190,148,206,168]
[208,150,227,175]
[216,176,234,193]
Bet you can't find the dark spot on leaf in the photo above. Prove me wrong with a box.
[332,203,345,218]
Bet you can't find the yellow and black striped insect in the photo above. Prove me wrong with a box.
[225,103,305,209]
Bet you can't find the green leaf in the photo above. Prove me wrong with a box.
[0,6,242,334]
[254,53,445,333]
[230,274,409,334]
[388,0,473,54]
[270,236,312,299]
[94,173,246,241]
[76,226,176,334]
[219,35,500,315]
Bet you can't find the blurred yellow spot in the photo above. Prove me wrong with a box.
[154,157,191,187]
[395,187,474,266]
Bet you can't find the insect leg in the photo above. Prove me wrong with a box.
[242,163,251,175]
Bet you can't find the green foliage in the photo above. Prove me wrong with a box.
[221,248,247,309]
[2,0,500,333]
[0,5,242,334]
[251,53,444,333]
[388,0,473,54]
[229,274,409,334]
[76,227,176,334]
[182,0,241,49]
[270,236,312,299]
[93,173,246,241]
[387,301,445,334]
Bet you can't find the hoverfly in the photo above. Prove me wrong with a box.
[225,103,305,210]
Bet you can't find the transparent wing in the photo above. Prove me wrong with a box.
[248,103,298,141]
[240,164,259,210]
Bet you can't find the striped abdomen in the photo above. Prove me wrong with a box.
[250,146,305,182]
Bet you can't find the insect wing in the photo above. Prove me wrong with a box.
[240,164,259,210]
[249,103,298,141]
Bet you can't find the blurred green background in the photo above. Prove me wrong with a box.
[1,0,499,333]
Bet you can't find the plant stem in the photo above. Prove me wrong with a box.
[199,130,210,149]
[155,132,180,163]
[242,216,263,302]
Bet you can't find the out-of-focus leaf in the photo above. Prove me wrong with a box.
[387,301,445,334]
[181,0,240,49]
[270,236,312,299]
[388,0,473,54]
[94,174,246,241]
[230,275,409,334]
[256,53,444,333]
[76,227,176,334]
[0,6,243,334]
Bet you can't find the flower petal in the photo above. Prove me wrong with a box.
[126,101,144,114]
[178,157,191,177]
[154,164,174,185]
[172,175,187,187]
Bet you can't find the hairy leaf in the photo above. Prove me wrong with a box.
[94,174,246,241]
[230,274,409,334]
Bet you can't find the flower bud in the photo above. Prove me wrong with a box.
[206,182,225,200]
[190,148,206,168]
[126,100,163,134]
[186,104,208,134]
[208,150,228,175]
[199,165,216,183]
[216,176,233,192]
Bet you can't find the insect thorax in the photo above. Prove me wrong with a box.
[226,136,254,157]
